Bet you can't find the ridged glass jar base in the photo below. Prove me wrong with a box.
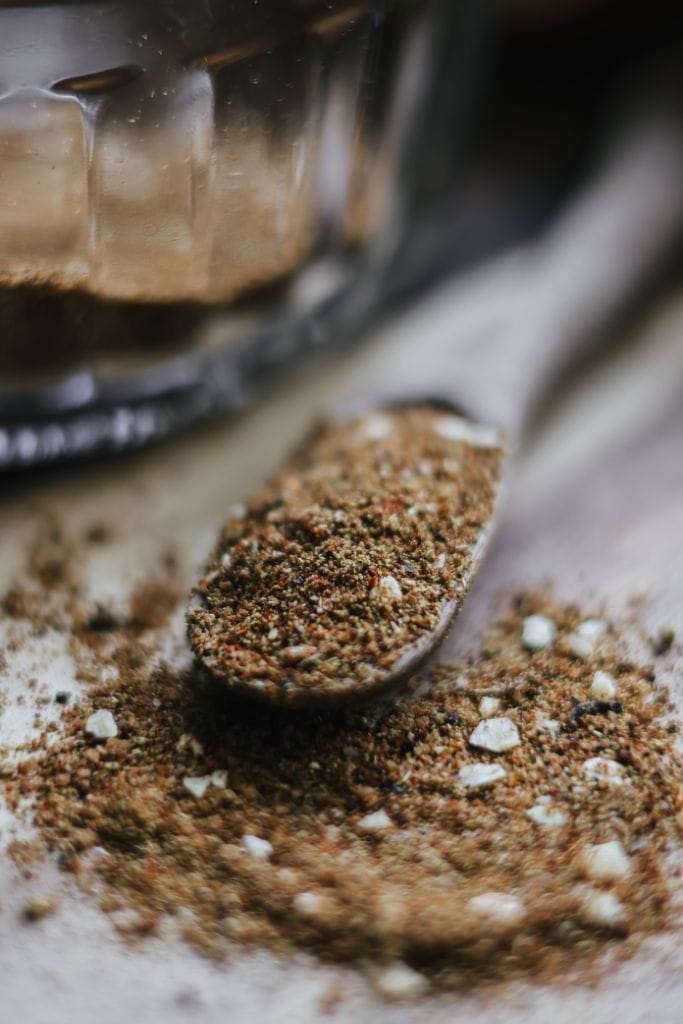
[0,0,477,467]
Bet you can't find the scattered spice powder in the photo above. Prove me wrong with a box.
[2,527,681,996]
[188,405,503,706]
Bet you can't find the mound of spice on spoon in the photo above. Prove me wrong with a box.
[187,404,503,706]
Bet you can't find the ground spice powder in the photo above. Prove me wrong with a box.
[2,531,681,996]
[188,405,503,705]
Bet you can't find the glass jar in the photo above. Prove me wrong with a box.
[0,0,483,467]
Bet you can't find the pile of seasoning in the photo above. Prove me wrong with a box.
[2,524,681,998]
[188,405,503,705]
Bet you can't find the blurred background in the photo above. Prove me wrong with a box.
[0,0,680,468]
[404,0,683,288]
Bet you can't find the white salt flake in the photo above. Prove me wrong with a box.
[582,757,626,786]
[578,888,627,929]
[182,776,211,799]
[241,835,273,860]
[566,618,605,658]
[373,575,402,602]
[457,763,506,788]
[357,810,393,834]
[360,414,393,441]
[468,892,525,928]
[372,961,429,1001]
[292,891,326,918]
[85,709,118,740]
[210,770,228,789]
[220,552,232,569]
[434,415,500,449]
[526,804,567,828]
[478,696,501,719]
[566,633,593,659]
[469,717,521,753]
[590,670,617,700]
[578,618,607,642]
[522,614,557,651]
[578,840,631,883]
[435,553,447,570]
[534,713,561,737]
[267,627,279,641]
[281,644,318,664]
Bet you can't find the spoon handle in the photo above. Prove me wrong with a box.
[376,102,683,441]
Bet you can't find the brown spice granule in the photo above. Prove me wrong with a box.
[4,544,681,994]
[22,894,60,922]
[188,405,503,705]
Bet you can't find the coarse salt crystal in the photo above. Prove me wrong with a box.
[478,696,501,719]
[182,776,211,799]
[292,891,326,918]
[435,553,447,570]
[177,734,203,756]
[578,618,607,642]
[566,633,593,660]
[468,892,525,928]
[267,627,279,640]
[578,840,631,883]
[277,868,300,886]
[566,618,605,658]
[281,644,318,664]
[590,670,617,700]
[85,709,118,740]
[434,415,500,449]
[373,575,402,602]
[220,552,232,569]
[241,835,273,860]
[371,961,429,1001]
[469,717,521,753]
[457,763,506,788]
[582,757,626,786]
[526,804,567,828]
[210,770,228,789]
[360,414,393,441]
[534,713,561,737]
[357,810,393,834]
[573,892,626,933]
[522,614,556,651]
[578,888,627,929]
